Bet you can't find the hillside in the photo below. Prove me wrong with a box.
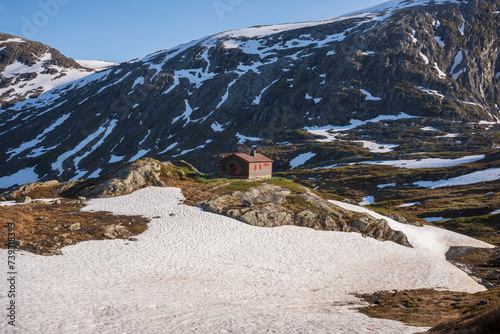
[0,33,110,105]
[0,0,499,184]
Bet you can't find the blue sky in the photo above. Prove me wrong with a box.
[0,0,386,63]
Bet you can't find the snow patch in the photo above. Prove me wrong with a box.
[211,122,224,132]
[52,120,118,175]
[399,202,420,208]
[0,167,39,188]
[76,60,118,71]
[354,141,398,153]
[109,155,125,163]
[129,149,151,162]
[236,133,262,144]
[305,113,416,142]
[253,79,279,105]
[414,168,500,188]
[434,62,447,78]
[359,196,375,205]
[418,86,444,99]
[364,155,485,169]
[290,152,316,169]
[359,89,382,101]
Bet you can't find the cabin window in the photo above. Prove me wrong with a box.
[259,164,262,170]
[264,163,270,167]
[254,164,257,171]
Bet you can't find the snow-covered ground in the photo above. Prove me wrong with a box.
[76,60,118,71]
[1,187,493,333]
[364,154,485,168]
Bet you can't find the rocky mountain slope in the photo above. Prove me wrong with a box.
[0,33,111,105]
[0,0,499,185]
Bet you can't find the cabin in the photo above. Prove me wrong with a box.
[220,149,273,179]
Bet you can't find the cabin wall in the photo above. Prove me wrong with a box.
[221,157,250,178]
[248,162,272,179]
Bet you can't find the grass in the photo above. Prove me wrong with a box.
[358,288,500,330]
[0,200,149,255]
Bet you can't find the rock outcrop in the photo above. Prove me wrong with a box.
[64,158,167,198]
[200,182,412,247]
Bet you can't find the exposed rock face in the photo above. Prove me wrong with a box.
[386,212,423,226]
[15,196,31,204]
[62,158,168,198]
[199,183,413,247]
[0,180,61,200]
[0,0,498,182]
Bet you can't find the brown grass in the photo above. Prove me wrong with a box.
[0,200,149,255]
[357,288,500,330]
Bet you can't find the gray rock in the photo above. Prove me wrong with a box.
[16,196,31,204]
[102,224,130,238]
[351,219,370,232]
[103,233,116,239]
[68,223,81,231]
[386,212,423,227]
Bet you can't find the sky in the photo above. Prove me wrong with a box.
[0,0,387,63]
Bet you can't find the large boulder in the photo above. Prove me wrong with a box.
[62,158,168,198]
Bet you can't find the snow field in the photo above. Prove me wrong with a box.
[2,187,493,333]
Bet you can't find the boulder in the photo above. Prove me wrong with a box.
[68,223,81,231]
[102,224,130,238]
[15,196,31,204]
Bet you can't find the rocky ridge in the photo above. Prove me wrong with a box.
[0,33,96,105]
[200,182,412,247]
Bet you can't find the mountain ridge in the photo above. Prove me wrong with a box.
[0,0,499,186]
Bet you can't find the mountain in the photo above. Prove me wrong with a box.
[0,0,499,186]
[0,33,112,105]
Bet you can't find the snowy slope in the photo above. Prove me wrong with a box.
[0,54,91,104]
[216,0,464,39]
[76,60,118,71]
[0,35,100,105]
[2,187,492,333]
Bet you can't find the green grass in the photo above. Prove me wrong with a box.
[223,181,260,191]
[265,177,306,194]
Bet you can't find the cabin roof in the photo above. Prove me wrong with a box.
[220,153,273,163]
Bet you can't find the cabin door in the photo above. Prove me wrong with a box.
[229,163,241,176]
